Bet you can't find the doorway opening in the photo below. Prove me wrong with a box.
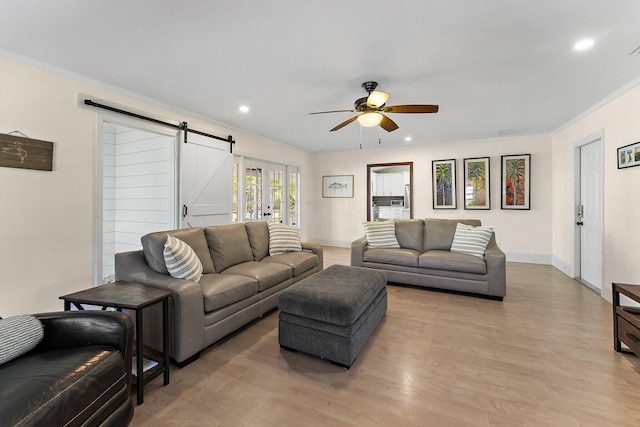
[367,162,413,221]
[99,120,178,284]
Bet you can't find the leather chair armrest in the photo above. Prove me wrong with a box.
[350,236,368,267]
[302,242,324,271]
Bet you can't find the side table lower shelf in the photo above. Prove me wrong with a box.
[613,282,640,357]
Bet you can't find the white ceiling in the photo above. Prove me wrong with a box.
[2,1,640,153]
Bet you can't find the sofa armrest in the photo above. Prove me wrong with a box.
[302,242,324,271]
[484,236,506,298]
[350,236,368,267]
[114,250,205,363]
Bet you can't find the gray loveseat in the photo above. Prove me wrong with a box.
[351,219,506,300]
[115,222,323,366]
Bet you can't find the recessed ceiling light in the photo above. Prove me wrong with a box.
[574,38,594,51]
[404,136,412,142]
[239,105,249,113]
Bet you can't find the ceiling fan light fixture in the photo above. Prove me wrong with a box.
[367,91,390,108]
[357,112,383,127]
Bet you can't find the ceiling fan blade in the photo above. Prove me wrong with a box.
[379,114,399,132]
[309,109,355,115]
[383,104,439,114]
[330,115,359,131]
[367,90,390,108]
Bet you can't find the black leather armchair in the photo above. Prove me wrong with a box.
[0,311,134,427]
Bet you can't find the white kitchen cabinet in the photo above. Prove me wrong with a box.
[374,173,405,196]
[379,206,403,219]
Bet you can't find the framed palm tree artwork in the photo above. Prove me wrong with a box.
[464,157,490,209]
[501,154,530,210]
[432,159,457,209]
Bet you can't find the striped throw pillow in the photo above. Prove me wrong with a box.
[363,220,400,249]
[268,223,302,255]
[0,315,44,365]
[450,223,494,258]
[163,235,203,282]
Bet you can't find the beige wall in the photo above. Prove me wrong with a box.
[312,135,553,263]
[0,56,313,315]
[552,82,640,301]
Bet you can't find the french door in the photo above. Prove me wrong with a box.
[235,157,300,226]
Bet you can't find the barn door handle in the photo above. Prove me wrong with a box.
[182,205,188,218]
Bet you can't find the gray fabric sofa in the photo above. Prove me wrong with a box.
[351,219,506,300]
[115,222,323,366]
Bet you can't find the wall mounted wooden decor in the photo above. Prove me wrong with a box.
[0,132,53,171]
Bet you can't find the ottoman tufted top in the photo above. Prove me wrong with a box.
[278,265,387,326]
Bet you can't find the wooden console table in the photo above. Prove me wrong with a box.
[612,282,640,356]
[60,281,170,405]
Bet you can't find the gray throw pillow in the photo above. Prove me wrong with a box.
[0,315,44,365]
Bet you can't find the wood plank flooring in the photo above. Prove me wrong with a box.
[130,247,640,426]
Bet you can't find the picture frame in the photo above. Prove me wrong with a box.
[617,141,640,169]
[322,175,354,198]
[463,157,490,210]
[501,154,530,210]
[432,159,457,209]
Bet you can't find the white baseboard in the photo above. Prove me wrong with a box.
[551,255,571,276]
[504,252,552,265]
[315,239,352,248]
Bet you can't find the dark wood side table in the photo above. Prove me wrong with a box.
[60,281,171,405]
[612,282,640,356]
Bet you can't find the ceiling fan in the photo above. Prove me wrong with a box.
[309,81,439,132]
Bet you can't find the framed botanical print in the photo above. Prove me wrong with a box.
[501,154,530,210]
[432,159,457,209]
[463,157,490,210]
[322,175,354,198]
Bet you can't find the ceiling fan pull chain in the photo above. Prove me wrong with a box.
[359,124,362,149]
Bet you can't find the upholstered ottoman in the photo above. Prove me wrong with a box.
[278,264,387,368]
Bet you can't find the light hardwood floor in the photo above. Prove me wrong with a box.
[131,247,640,426]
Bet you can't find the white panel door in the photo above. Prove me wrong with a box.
[180,132,232,228]
[579,139,603,290]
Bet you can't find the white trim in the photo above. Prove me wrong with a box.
[504,252,552,265]
[571,131,605,290]
[554,76,640,134]
[552,255,571,276]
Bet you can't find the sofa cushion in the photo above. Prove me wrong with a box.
[363,248,421,267]
[419,250,487,274]
[450,223,494,259]
[394,219,424,251]
[163,236,203,282]
[205,224,254,272]
[142,227,215,274]
[245,221,270,261]
[0,346,127,427]
[262,251,319,276]
[423,219,482,251]
[268,223,302,255]
[0,315,43,366]
[222,261,292,292]
[363,220,400,248]
[199,274,258,312]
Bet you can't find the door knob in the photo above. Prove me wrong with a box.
[576,221,584,226]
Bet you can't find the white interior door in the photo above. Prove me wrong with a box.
[180,132,232,228]
[577,138,603,290]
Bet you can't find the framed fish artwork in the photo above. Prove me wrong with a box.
[322,175,354,198]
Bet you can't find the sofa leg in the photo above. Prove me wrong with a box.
[172,352,200,368]
[280,345,298,353]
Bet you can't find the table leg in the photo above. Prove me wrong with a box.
[613,284,621,352]
[163,297,170,386]
[136,309,144,405]
[64,300,70,311]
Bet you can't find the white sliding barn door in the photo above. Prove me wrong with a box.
[180,132,232,228]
